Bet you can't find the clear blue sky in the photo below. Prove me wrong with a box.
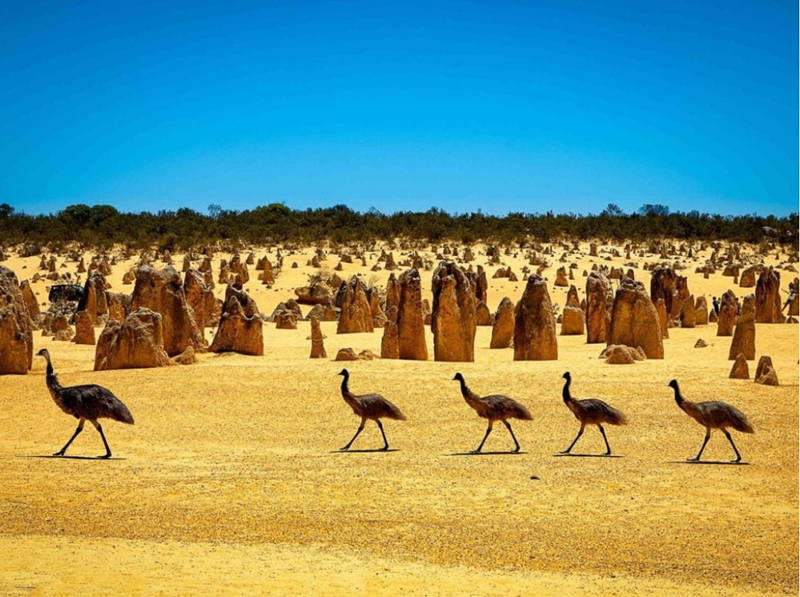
[1,1,796,216]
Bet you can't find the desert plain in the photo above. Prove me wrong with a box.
[0,240,797,596]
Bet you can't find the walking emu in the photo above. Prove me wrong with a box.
[668,379,754,462]
[560,372,627,455]
[37,348,134,458]
[337,368,406,451]
[452,372,532,453]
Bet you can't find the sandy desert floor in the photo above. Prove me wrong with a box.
[0,241,797,596]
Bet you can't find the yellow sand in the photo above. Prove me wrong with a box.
[1,242,797,595]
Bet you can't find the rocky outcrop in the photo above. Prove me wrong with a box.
[131,266,205,356]
[20,280,40,326]
[184,269,219,328]
[513,274,558,361]
[650,267,678,318]
[0,266,33,374]
[380,308,400,359]
[694,296,708,325]
[397,269,428,360]
[728,294,755,360]
[754,355,778,386]
[490,297,514,349]
[94,308,172,370]
[729,353,749,379]
[755,267,783,323]
[431,262,476,362]
[73,310,95,345]
[607,278,664,359]
[602,344,646,364]
[680,294,696,328]
[77,272,108,325]
[336,277,374,334]
[585,271,612,343]
[476,301,492,325]
[655,298,668,338]
[560,305,584,335]
[309,317,326,358]
[209,287,264,356]
[716,290,738,336]
[295,283,332,306]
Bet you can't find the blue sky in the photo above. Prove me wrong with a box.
[0,1,796,216]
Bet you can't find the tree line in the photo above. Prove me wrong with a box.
[0,202,796,252]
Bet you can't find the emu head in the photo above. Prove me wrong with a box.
[337,368,348,377]
[667,379,678,390]
[452,372,463,382]
[562,371,571,380]
[36,348,49,358]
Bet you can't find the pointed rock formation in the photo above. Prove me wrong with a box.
[513,274,558,360]
[0,266,33,374]
[309,317,326,358]
[431,262,476,361]
[586,271,612,343]
[184,268,219,328]
[131,265,205,356]
[397,269,428,360]
[607,277,664,359]
[716,290,738,336]
[73,310,96,345]
[94,307,172,370]
[729,353,749,379]
[209,287,264,356]
[728,294,755,360]
[490,297,514,349]
[755,267,784,323]
[336,277,374,334]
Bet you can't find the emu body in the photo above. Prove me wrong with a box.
[337,368,406,451]
[37,348,134,458]
[669,379,753,462]
[452,372,532,453]
[560,372,627,455]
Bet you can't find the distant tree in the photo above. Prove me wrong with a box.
[638,203,670,217]
[602,203,624,216]
[0,203,14,218]
[208,203,222,218]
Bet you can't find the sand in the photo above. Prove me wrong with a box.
[1,242,797,595]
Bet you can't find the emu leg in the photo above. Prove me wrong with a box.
[688,428,711,461]
[598,424,612,455]
[560,423,585,454]
[502,420,521,452]
[723,429,743,463]
[341,418,366,451]
[473,420,494,453]
[54,419,85,456]
[91,420,112,459]
[376,420,389,451]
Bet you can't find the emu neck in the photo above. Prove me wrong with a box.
[340,375,360,409]
[42,356,64,406]
[457,378,481,408]
[672,385,698,418]
[562,378,572,403]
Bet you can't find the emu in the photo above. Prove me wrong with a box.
[37,348,134,458]
[337,368,406,451]
[452,372,532,453]
[560,372,627,455]
[668,379,754,462]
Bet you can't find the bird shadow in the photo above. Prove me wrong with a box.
[329,448,399,454]
[447,451,528,456]
[668,460,749,466]
[553,453,622,458]
[21,455,126,461]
